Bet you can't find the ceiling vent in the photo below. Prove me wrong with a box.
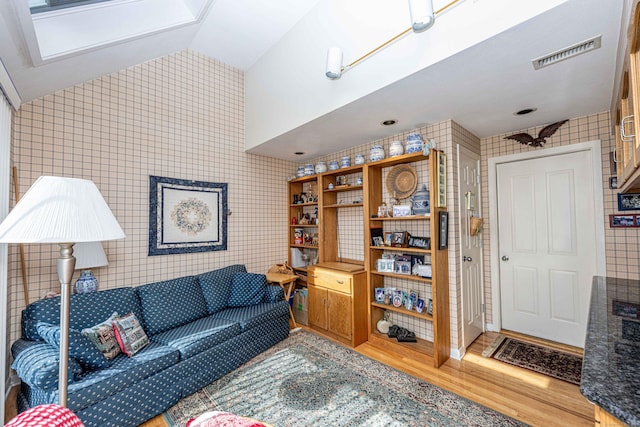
[531,35,602,70]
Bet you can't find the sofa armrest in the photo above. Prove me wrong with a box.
[264,285,284,302]
[11,341,82,391]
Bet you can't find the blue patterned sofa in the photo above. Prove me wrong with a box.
[10,264,290,427]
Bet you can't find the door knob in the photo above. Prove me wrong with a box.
[501,256,509,261]
[463,256,472,262]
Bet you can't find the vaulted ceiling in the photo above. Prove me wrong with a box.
[0,0,628,160]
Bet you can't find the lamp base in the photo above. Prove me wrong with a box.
[75,270,99,294]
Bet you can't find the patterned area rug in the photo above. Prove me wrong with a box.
[482,335,582,385]
[164,330,526,427]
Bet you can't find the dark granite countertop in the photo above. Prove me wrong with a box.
[581,276,640,426]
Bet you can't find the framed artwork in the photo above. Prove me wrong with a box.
[435,151,447,208]
[617,193,640,211]
[610,214,636,228]
[438,211,448,249]
[149,176,228,255]
[610,177,618,189]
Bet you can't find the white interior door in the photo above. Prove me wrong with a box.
[496,150,597,348]
[458,145,484,349]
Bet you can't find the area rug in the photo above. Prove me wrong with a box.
[482,335,582,385]
[164,329,526,427]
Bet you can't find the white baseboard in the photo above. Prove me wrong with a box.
[485,323,500,332]
[450,346,464,360]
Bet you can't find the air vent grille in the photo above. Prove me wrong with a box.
[532,35,602,70]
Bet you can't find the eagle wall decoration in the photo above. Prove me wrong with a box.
[504,119,569,147]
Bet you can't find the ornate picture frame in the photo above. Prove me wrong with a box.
[149,176,228,255]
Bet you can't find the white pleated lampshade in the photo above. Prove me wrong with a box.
[0,176,125,244]
[74,241,108,270]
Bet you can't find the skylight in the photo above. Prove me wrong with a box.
[14,0,214,65]
[29,0,113,14]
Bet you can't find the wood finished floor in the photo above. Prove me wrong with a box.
[138,329,594,427]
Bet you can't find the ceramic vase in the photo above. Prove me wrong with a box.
[75,270,99,294]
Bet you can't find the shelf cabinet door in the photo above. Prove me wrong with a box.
[327,290,352,340]
[308,285,327,330]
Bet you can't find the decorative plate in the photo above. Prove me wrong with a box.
[386,165,417,199]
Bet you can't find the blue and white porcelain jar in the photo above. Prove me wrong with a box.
[315,161,327,173]
[296,166,305,178]
[329,160,340,170]
[389,140,404,157]
[75,270,99,294]
[355,153,365,165]
[406,133,425,153]
[341,156,351,168]
[370,145,385,162]
[304,164,315,176]
[410,184,430,215]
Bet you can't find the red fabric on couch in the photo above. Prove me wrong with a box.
[6,404,84,427]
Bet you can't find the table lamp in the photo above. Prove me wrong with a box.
[0,176,125,406]
[73,241,108,294]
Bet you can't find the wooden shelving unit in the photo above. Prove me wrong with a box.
[287,175,320,273]
[318,166,364,264]
[364,151,450,368]
[286,152,449,364]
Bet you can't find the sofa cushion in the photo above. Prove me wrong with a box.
[112,313,150,357]
[197,264,247,314]
[81,312,121,360]
[150,317,241,359]
[209,302,289,332]
[136,276,208,335]
[228,273,266,307]
[37,323,109,370]
[22,287,142,342]
[67,342,180,412]
[11,342,82,390]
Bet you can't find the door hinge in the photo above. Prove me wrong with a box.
[481,303,485,313]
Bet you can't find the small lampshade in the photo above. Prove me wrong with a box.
[0,176,125,243]
[74,242,108,270]
[408,0,435,33]
[325,47,343,79]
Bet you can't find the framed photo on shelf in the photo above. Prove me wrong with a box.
[376,258,395,273]
[371,228,384,246]
[408,235,430,249]
[427,298,433,315]
[391,231,408,247]
[416,298,425,313]
[384,232,393,246]
[394,254,412,275]
[392,205,411,217]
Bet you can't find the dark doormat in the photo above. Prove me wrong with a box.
[482,335,582,385]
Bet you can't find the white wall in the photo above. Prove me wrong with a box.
[245,0,568,151]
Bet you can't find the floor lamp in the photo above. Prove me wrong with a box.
[0,176,125,406]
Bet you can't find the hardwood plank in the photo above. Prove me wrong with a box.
[137,330,593,427]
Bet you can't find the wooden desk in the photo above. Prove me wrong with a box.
[266,272,299,327]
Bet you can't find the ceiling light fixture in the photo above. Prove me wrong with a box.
[514,108,537,116]
[381,119,398,126]
[325,0,461,79]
